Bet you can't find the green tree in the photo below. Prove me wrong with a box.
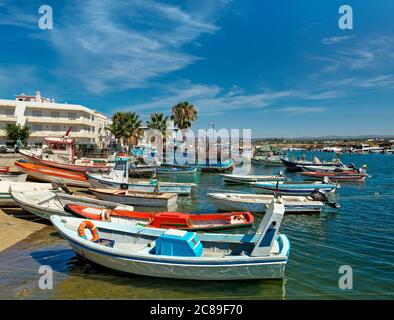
[170,101,197,130]
[5,124,31,146]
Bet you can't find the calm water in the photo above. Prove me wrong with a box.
[0,152,393,299]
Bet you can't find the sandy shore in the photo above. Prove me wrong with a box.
[0,153,46,252]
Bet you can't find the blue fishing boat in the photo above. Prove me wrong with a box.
[197,159,235,173]
[156,165,198,175]
[253,180,339,196]
[50,198,290,280]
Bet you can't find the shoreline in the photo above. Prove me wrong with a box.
[0,154,46,253]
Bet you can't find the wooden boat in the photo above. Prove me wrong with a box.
[87,160,194,195]
[64,204,254,231]
[252,156,283,166]
[281,157,343,171]
[10,189,133,220]
[15,161,90,188]
[300,165,356,172]
[0,173,28,182]
[89,188,178,208]
[18,149,111,173]
[300,171,368,182]
[0,181,52,206]
[253,180,338,196]
[0,166,9,174]
[50,199,290,280]
[208,190,339,213]
[221,173,285,184]
[156,165,198,175]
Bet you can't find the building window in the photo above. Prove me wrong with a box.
[51,111,60,118]
[32,110,42,117]
[51,125,60,131]
[32,125,43,131]
[68,112,77,120]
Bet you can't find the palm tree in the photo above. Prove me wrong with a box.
[170,101,197,130]
[5,124,31,146]
[106,112,143,150]
[147,113,169,139]
[123,112,144,147]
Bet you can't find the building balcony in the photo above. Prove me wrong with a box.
[26,116,95,126]
[30,131,97,139]
[0,114,17,122]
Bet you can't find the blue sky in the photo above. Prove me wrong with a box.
[0,0,394,137]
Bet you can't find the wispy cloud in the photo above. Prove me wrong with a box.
[1,0,230,95]
[276,107,327,115]
[321,35,354,45]
[123,82,295,116]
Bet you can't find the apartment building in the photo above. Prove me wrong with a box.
[0,91,111,147]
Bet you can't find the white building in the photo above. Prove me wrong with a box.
[0,91,111,147]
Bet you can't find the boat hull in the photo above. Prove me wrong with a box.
[16,162,90,188]
[19,150,111,173]
[208,193,324,214]
[59,232,288,280]
[90,190,178,208]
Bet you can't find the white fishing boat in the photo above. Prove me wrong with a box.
[87,160,194,195]
[0,181,52,206]
[207,190,338,214]
[50,198,290,280]
[10,189,134,220]
[0,173,28,182]
[221,173,285,184]
[90,188,178,208]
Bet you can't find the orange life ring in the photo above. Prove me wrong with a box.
[78,220,100,242]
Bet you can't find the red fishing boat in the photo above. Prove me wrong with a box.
[15,161,90,187]
[300,171,368,182]
[64,203,254,231]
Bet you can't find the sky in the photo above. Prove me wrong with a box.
[0,0,394,138]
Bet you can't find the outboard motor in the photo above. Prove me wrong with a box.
[310,189,340,208]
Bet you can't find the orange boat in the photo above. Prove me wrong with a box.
[64,203,254,231]
[15,161,90,188]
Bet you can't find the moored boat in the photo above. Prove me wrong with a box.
[252,156,283,166]
[0,173,28,182]
[0,181,52,206]
[50,198,290,280]
[0,166,9,174]
[207,190,338,214]
[281,157,343,171]
[221,173,285,184]
[89,188,178,208]
[15,161,90,188]
[300,171,368,182]
[64,204,254,231]
[87,160,194,195]
[10,189,134,220]
[156,165,198,175]
[253,180,338,196]
[18,149,111,173]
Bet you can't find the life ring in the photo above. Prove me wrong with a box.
[78,220,100,242]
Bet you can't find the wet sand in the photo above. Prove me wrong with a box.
[0,208,46,252]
